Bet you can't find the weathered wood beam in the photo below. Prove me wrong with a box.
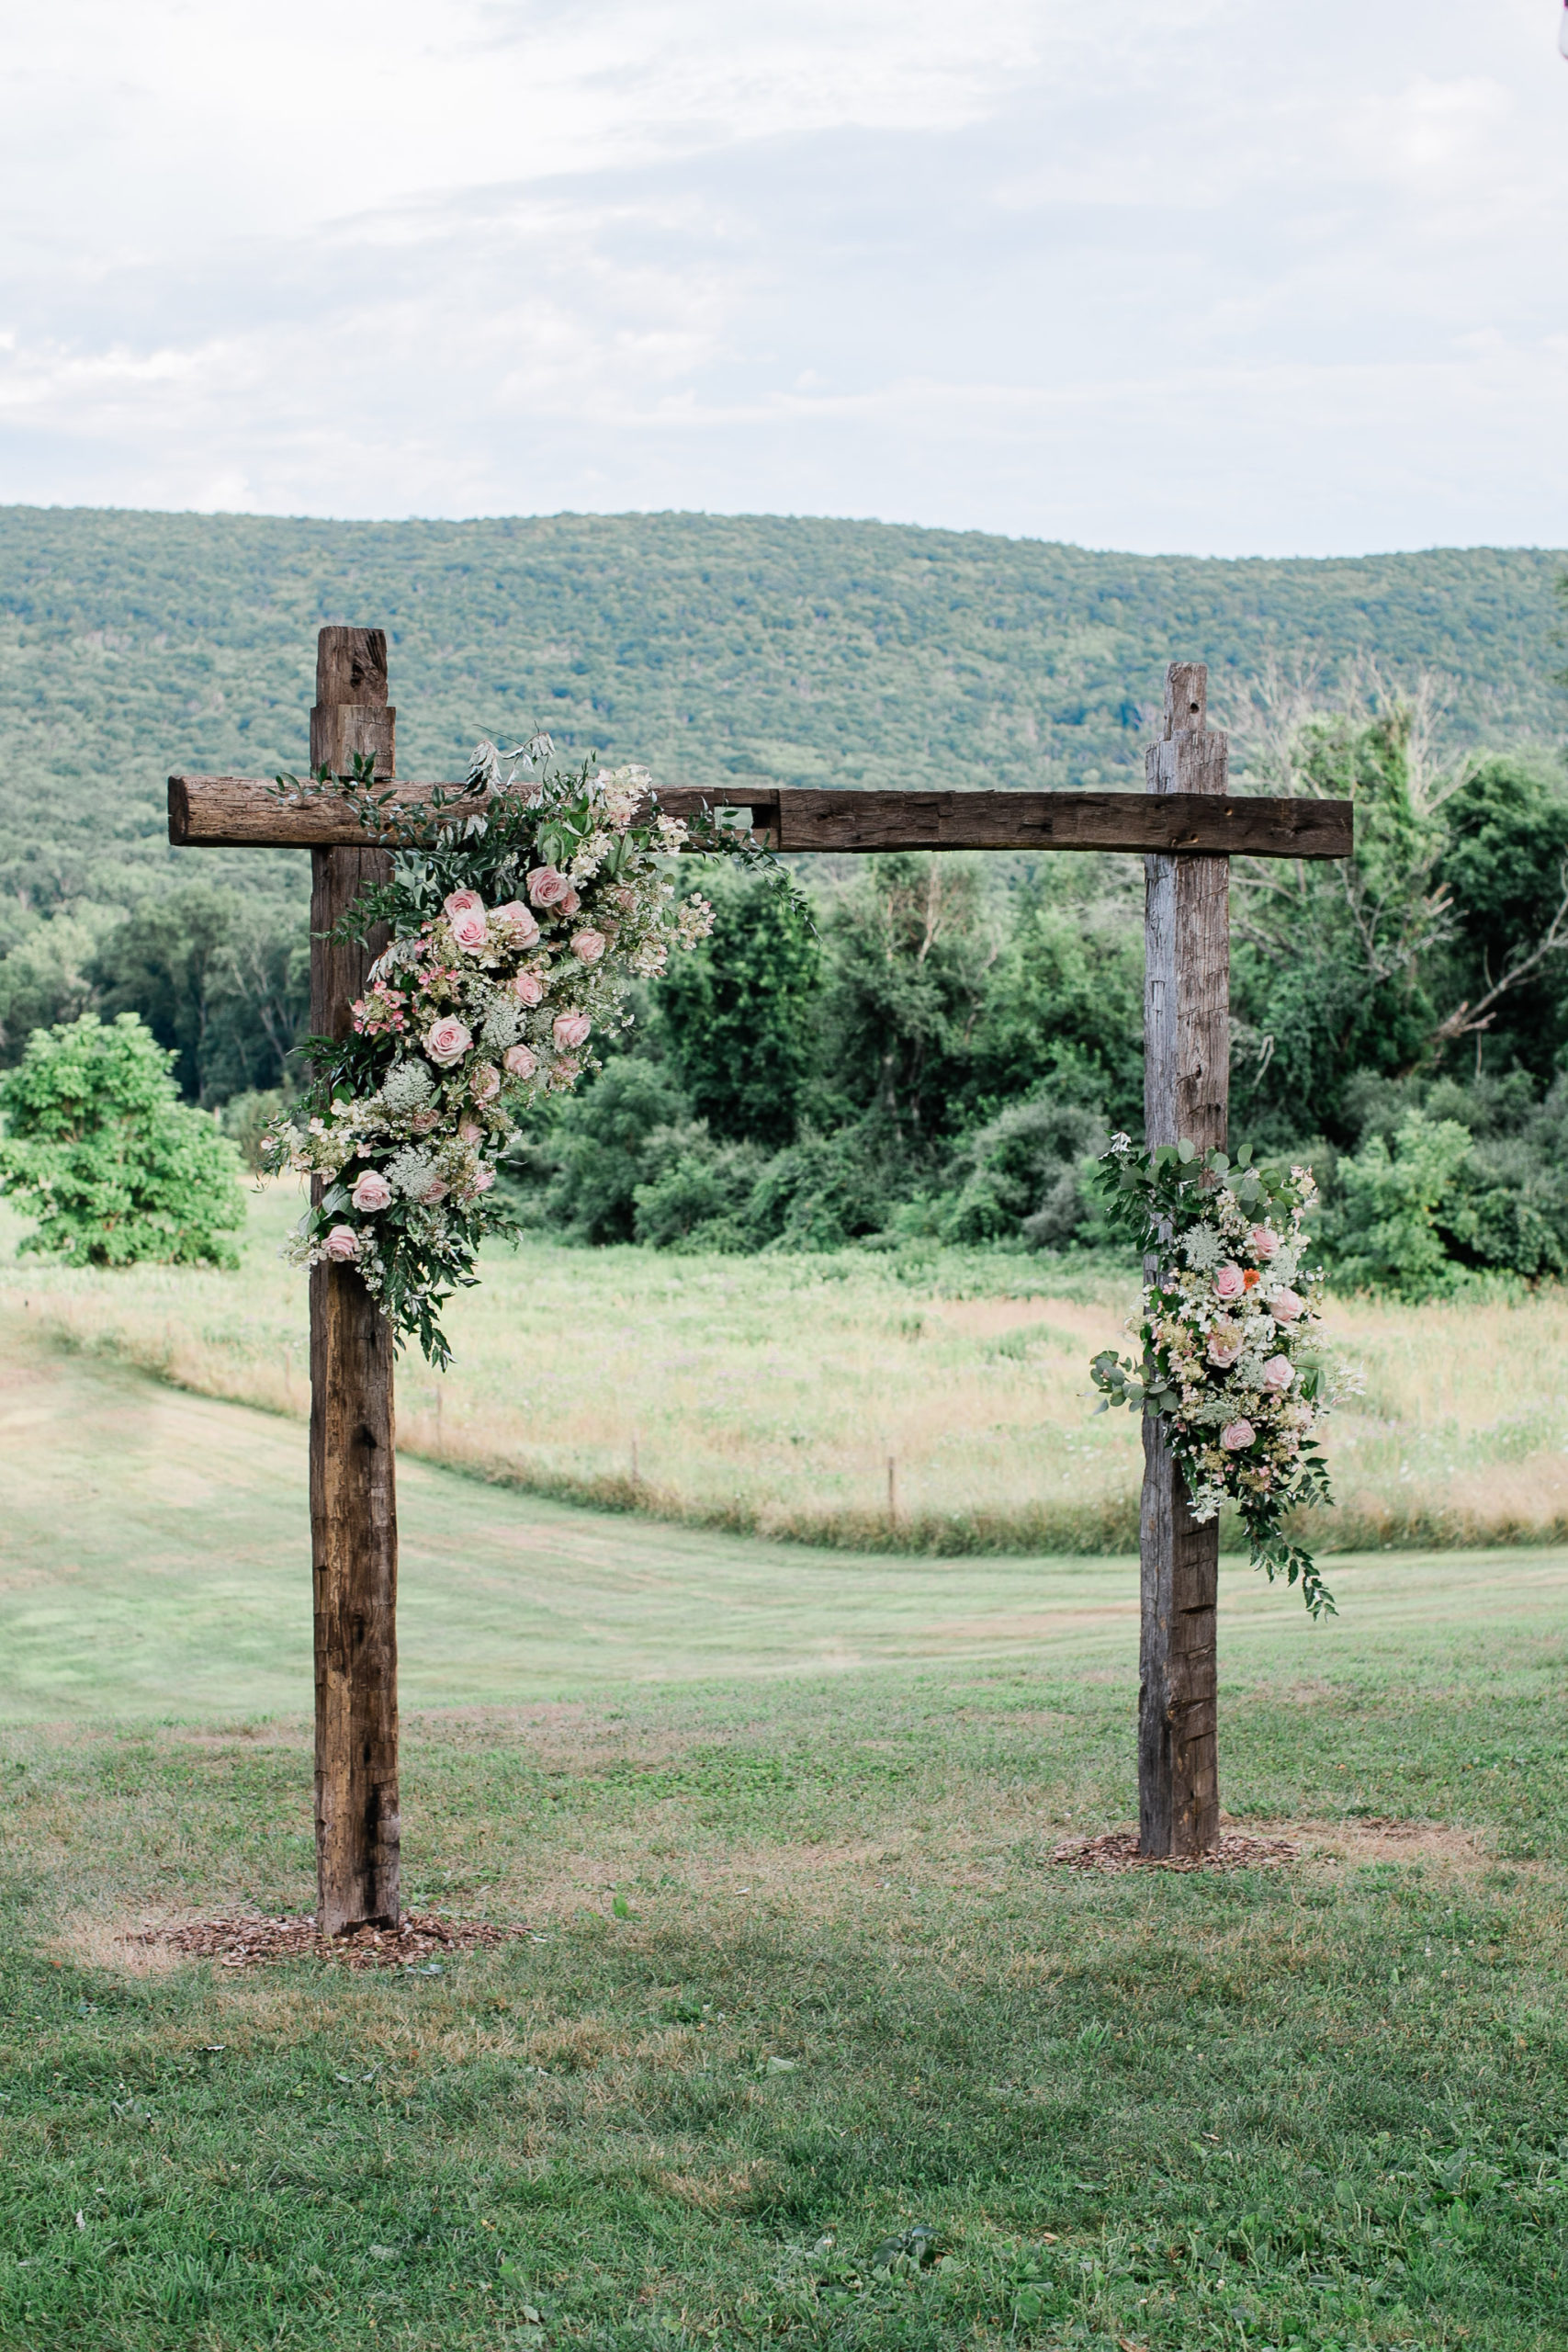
[169,774,1351,860]
[308,628,401,1939]
[1139,661,1226,1860]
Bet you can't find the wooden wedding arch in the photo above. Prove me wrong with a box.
[169,626,1353,1935]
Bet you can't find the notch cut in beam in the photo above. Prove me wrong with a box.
[169,776,1352,860]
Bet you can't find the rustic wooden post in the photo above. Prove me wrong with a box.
[309,627,400,1934]
[1139,662,1229,1857]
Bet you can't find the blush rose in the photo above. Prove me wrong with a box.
[504,1044,538,1079]
[322,1224,360,1261]
[1213,1263,1246,1301]
[527,865,571,907]
[470,1063,501,1104]
[443,889,483,918]
[1220,1419,1256,1450]
[511,970,544,1006]
[1269,1286,1305,1322]
[570,928,606,965]
[447,905,489,952]
[491,899,540,946]
[1248,1225,1278,1260]
[350,1170,393,1213]
[425,1014,472,1066]
[1206,1325,1243,1369]
[553,1012,592,1052]
[1261,1354,1294,1390]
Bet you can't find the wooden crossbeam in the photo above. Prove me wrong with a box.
[168,774,1352,860]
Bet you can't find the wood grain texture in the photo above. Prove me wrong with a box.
[168,774,1351,859]
[1138,662,1228,1859]
[308,628,400,1937]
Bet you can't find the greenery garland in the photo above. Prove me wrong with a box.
[263,739,792,1364]
[1089,1135,1350,1617]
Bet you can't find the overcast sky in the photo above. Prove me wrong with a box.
[1,0,1564,555]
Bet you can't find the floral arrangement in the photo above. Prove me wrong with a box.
[1089,1135,1348,1617]
[263,739,784,1364]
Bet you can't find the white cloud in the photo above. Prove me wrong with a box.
[0,0,1565,551]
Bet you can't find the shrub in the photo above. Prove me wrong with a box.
[541,1057,692,1243]
[632,1127,762,1251]
[937,1095,1107,1247]
[0,1012,244,1268]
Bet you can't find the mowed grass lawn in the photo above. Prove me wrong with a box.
[2,1335,1568,2348]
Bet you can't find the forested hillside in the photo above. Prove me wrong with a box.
[0,505,1562,907]
[4,505,1568,1299]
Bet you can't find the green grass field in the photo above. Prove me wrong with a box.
[5,1185,1568,1558]
[3,1324,1568,2349]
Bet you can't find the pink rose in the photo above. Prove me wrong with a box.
[422,1176,449,1204]
[527,865,571,907]
[1248,1225,1278,1261]
[411,1109,440,1134]
[559,888,581,918]
[504,1043,538,1079]
[448,906,489,952]
[1261,1354,1294,1391]
[1213,1263,1246,1301]
[512,970,544,1006]
[1206,1325,1243,1369]
[553,1012,592,1052]
[350,1170,392,1213]
[491,899,540,946]
[1269,1286,1305,1322]
[550,1057,581,1087]
[443,889,483,919]
[458,1121,483,1145]
[1221,1419,1256,1451]
[471,1062,501,1103]
[570,928,607,965]
[425,1014,472,1067]
[472,1165,496,1193]
[322,1224,360,1261]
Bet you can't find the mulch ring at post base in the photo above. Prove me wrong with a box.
[1051,1829,1300,1874]
[134,1912,536,1972]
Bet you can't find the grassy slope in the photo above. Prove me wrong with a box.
[7,1317,1562,1728]
[0,1334,1565,2347]
[5,1189,1568,1558]
[1,504,1562,906]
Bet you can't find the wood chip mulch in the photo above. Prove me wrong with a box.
[1051,1829,1299,1874]
[132,1911,535,1971]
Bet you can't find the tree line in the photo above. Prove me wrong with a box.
[3,695,1566,1296]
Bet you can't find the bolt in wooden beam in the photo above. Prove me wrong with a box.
[1138,660,1227,1859]
[309,627,400,1936]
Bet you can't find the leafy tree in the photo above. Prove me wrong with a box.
[656,869,820,1147]
[964,875,1143,1132]
[0,905,121,1063]
[0,1012,244,1267]
[810,855,998,1142]
[541,1057,691,1243]
[1431,758,1568,1081]
[89,885,309,1104]
[1232,707,1453,1140]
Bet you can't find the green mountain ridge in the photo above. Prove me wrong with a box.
[0,504,1562,908]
